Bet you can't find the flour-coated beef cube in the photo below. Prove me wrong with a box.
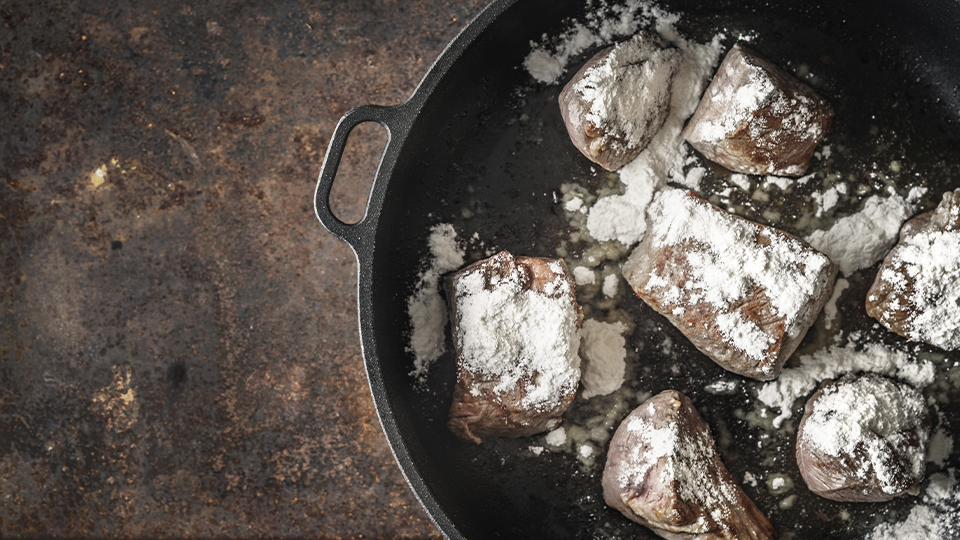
[796,373,929,502]
[603,390,776,540]
[623,189,837,380]
[446,251,582,444]
[560,32,682,171]
[682,44,832,177]
[866,188,960,351]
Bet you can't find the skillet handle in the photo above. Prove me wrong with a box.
[314,104,402,249]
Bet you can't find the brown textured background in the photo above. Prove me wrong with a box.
[0,0,487,537]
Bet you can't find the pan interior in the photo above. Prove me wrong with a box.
[369,0,960,537]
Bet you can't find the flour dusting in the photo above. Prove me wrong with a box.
[407,224,465,382]
[757,342,935,428]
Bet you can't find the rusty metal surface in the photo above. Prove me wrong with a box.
[0,0,487,537]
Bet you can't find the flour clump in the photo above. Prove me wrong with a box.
[579,319,628,399]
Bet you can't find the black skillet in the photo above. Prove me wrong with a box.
[315,0,960,537]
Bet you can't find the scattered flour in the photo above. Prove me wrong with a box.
[524,0,662,85]
[763,176,795,191]
[815,144,832,160]
[514,5,957,537]
[407,224,465,381]
[822,277,849,330]
[770,476,786,490]
[565,196,586,213]
[602,273,620,297]
[579,319,628,399]
[812,185,841,216]
[583,19,725,245]
[757,342,935,428]
[573,265,597,285]
[704,379,738,395]
[529,445,545,456]
[728,173,751,192]
[806,187,927,276]
[546,427,567,446]
[868,469,960,540]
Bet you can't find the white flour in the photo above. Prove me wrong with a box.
[806,187,927,276]
[527,1,726,246]
[583,18,725,245]
[602,273,619,297]
[728,173,752,191]
[812,183,843,216]
[486,4,958,537]
[546,426,567,446]
[762,173,815,192]
[757,342,935,428]
[407,224,465,381]
[868,469,960,540]
[579,319,628,398]
[573,265,597,285]
[524,0,656,85]
[454,253,581,410]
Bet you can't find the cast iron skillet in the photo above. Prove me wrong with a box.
[316,0,960,538]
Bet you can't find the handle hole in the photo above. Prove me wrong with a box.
[329,121,388,225]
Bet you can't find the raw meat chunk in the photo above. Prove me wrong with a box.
[446,251,582,444]
[682,44,833,176]
[603,390,776,540]
[866,188,960,351]
[622,189,837,380]
[559,32,682,171]
[796,373,929,502]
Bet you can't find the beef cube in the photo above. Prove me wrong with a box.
[603,390,777,540]
[622,189,837,380]
[866,188,960,351]
[446,251,583,444]
[682,44,833,176]
[559,32,682,171]
[796,373,929,502]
